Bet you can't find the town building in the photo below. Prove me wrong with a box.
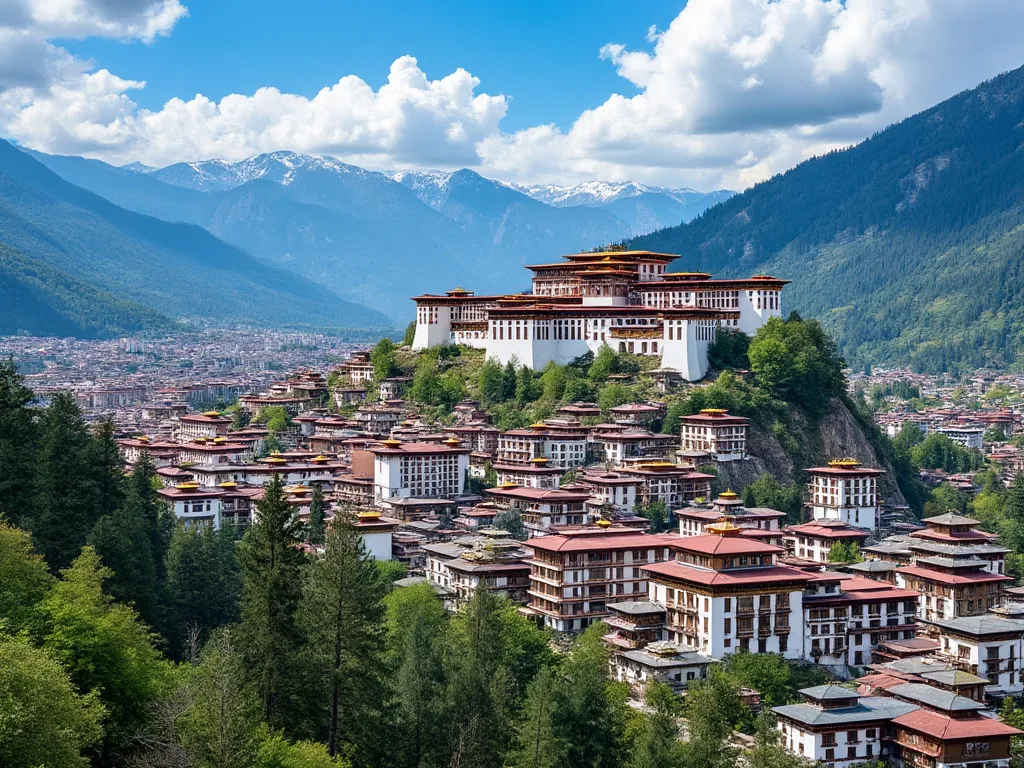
[485,485,592,536]
[175,411,233,440]
[806,459,884,532]
[676,491,786,537]
[523,526,673,632]
[370,439,470,507]
[929,610,1024,698]
[783,520,872,565]
[679,409,750,462]
[424,530,530,604]
[936,424,986,450]
[411,249,788,380]
[642,520,813,660]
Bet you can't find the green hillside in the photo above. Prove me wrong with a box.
[634,64,1024,372]
[0,244,173,338]
[0,140,390,331]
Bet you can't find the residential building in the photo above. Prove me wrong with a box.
[371,439,470,507]
[806,459,884,532]
[679,409,750,461]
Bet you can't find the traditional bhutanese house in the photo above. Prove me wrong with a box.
[158,482,224,529]
[431,531,531,604]
[118,435,181,466]
[484,485,592,536]
[896,514,1012,622]
[155,466,194,487]
[331,350,375,384]
[592,429,678,465]
[773,685,918,768]
[609,402,665,427]
[556,402,601,420]
[572,471,642,515]
[493,456,563,489]
[186,455,341,488]
[858,659,990,703]
[215,482,261,531]
[454,504,500,530]
[496,420,590,469]
[886,683,1022,768]
[676,490,786,537]
[610,640,711,696]
[928,610,1024,698]
[862,534,915,565]
[175,411,233,440]
[352,405,403,437]
[618,461,715,509]
[332,387,367,407]
[643,520,813,660]
[349,509,400,561]
[783,520,871,565]
[523,526,674,632]
[602,600,668,650]
[370,439,470,508]
[871,636,941,664]
[844,559,899,584]
[679,408,750,462]
[177,437,250,466]
[331,450,375,506]
[444,424,500,454]
[806,459,884,532]
[905,513,1009,576]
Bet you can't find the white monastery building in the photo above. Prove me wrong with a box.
[412,249,788,381]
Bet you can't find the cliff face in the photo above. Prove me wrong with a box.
[713,396,906,505]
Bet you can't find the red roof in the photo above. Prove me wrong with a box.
[892,710,1022,740]
[669,533,782,556]
[643,561,814,587]
[784,522,871,540]
[856,673,908,692]
[486,487,592,502]
[807,466,885,477]
[896,565,1013,586]
[524,532,671,553]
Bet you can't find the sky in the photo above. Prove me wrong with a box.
[2,0,1024,190]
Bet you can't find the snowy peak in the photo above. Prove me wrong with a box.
[150,151,375,192]
[507,180,723,207]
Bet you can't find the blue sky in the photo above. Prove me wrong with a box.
[58,0,684,133]
[3,0,1024,189]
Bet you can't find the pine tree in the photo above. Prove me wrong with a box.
[165,524,242,659]
[298,512,389,762]
[307,485,326,547]
[385,583,448,768]
[509,667,565,768]
[88,498,159,629]
[744,713,810,768]
[627,682,684,768]
[0,360,37,528]
[128,453,172,585]
[501,361,518,402]
[30,392,100,571]
[90,419,125,517]
[237,474,306,732]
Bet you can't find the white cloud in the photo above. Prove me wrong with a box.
[2,0,1024,189]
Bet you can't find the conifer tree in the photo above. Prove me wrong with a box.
[165,524,242,659]
[385,582,448,768]
[509,667,565,768]
[128,453,172,584]
[31,392,100,571]
[307,485,326,547]
[298,512,388,762]
[627,682,684,768]
[90,419,125,517]
[88,497,159,629]
[744,713,810,768]
[237,474,306,732]
[0,360,37,528]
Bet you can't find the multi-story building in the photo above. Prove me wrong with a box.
[412,249,788,380]
[495,421,589,469]
[679,409,750,462]
[371,439,470,506]
[591,429,678,465]
[177,437,250,466]
[895,514,1011,621]
[485,485,592,535]
[493,458,563,489]
[573,471,642,515]
[424,530,530,604]
[643,520,813,660]
[524,526,673,632]
[806,459,884,532]
[175,411,233,440]
[619,462,715,509]
[783,520,871,564]
[937,424,985,450]
[158,482,224,529]
[676,491,786,537]
[930,609,1024,697]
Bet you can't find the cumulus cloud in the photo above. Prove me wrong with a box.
[3,0,1024,188]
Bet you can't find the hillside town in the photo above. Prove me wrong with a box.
[8,247,1024,767]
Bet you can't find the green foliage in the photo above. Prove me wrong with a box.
[0,522,52,637]
[165,524,242,659]
[626,682,685,768]
[509,666,566,768]
[721,651,828,710]
[0,360,36,528]
[307,486,326,547]
[589,344,620,382]
[0,632,104,768]
[495,508,527,540]
[636,501,671,533]
[911,433,985,472]
[370,338,399,380]
[679,667,744,768]
[747,315,845,417]
[298,515,388,762]
[255,729,351,768]
[402,320,416,347]
[742,475,803,524]
[256,405,293,434]
[828,541,865,564]
[41,547,172,748]
[598,382,635,412]
[744,713,812,768]
[708,328,751,370]
[238,475,307,731]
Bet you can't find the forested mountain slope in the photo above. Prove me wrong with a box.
[634,64,1024,372]
[0,244,173,338]
[0,140,389,330]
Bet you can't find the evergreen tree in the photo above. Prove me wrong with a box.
[237,474,306,731]
[30,392,100,571]
[0,360,37,528]
[509,667,565,768]
[515,366,541,407]
[307,485,327,547]
[1007,472,1024,525]
[679,668,744,768]
[627,682,684,768]
[298,513,389,762]
[0,522,53,637]
[165,524,242,659]
[744,713,810,768]
[501,361,518,402]
[478,360,506,406]
[385,582,448,768]
[88,498,159,630]
[90,419,125,517]
[129,453,173,584]
[551,624,629,768]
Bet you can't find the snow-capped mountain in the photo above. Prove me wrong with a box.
[149,151,377,192]
[507,180,733,209]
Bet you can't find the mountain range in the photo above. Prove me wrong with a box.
[21,150,729,325]
[634,63,1024,373]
